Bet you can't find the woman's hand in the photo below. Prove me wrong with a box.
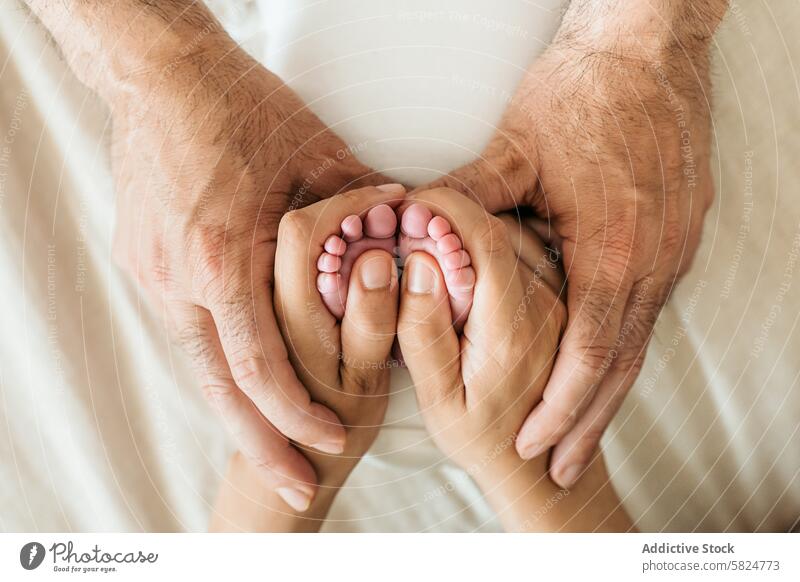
[211,185,403,530]
[397,188,631,532]
[398,188,565,474]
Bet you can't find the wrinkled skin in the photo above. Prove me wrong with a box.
[110,37,385,501]
[430,35,716,487]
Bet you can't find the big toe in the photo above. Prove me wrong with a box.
[401,203,433,238]
[364,204,398,239]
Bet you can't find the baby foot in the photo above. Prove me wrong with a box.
[398,203,475,328]
[317,204,398,318]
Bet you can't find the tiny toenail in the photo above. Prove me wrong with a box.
[361,255,392,290]
[376,183,405,193]
[408,261,436,294]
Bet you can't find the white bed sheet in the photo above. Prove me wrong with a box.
[0,0,798,532]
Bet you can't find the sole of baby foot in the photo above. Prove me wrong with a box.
[397,203,475,329]
[316,204,398,319]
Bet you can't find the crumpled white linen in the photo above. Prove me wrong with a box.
[0,0,798,532]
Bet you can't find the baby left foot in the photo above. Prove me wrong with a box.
[316,204,398,319]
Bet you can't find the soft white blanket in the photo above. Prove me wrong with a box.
[0,0,798,532]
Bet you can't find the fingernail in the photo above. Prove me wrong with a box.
[408,261,436,295]
[376,183,405,193]
[559,464,585,488]
[360,255,392,290]
[311,441,345,454]
[276,487,312,512]
[519,441,547,459]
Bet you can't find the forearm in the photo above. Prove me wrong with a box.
[23,1,234,100]
[473,452,633,532]
[556,0,729,53]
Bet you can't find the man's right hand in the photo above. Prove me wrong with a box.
[25,1,384,511]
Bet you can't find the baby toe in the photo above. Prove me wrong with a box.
[427,216,451,241]
[401,203,433,238]
[324,235,347,256]
[341,215,363,242]
[443,250,471,270]
[437,233,462,255]
[317,272,347,319]
[364,204,398,239]
[317,252,342,273]
[445,266,476,294]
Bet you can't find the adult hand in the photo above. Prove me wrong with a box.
[24,0,390,509]
[272,185,402,512]
[397,188,565,474]
[396,189,631,532]
[428,2,726,487]
[211,185,401,525]
[114,48,389,506]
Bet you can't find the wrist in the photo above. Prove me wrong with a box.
[554,0,727,59]
[26,1,238,103]
[470,449,632,532]
[210,453,356,533]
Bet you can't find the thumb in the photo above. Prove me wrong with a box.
[397,252,462,410]
[421,132,539,213]
[340,250,399,387]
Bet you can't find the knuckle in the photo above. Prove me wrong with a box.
[229,354,269,393]
[214,297,258,346]
[659,218,689,256]
[175,324,210,363]
[248,454,281,475]
[340,365,381,396]
[397,319,436,351]
[572,297,623,345]
[200,380,235,406]
[561,344,614,387]
[278,208,314,246]
[615,350,646,376]
[187,225,232,294]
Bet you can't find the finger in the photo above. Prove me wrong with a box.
[397,252,462,410]
[497,213,564,293]
[406,188,526,344]
[274,184,406,382]
[516,253,633,459]
[341,250,399,389]
[207,251,346,455]
[419,133,539,213]
[548,279,666,487]
[171,302,318,511]
[274,220,340,389]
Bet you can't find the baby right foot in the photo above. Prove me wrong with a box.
[398,203,476,329]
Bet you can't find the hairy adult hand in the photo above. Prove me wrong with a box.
[108,28,383,507]
[429,3,725,487]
